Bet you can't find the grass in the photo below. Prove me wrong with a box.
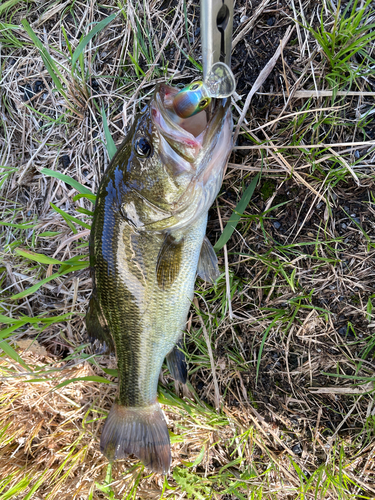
[0,0,375,498]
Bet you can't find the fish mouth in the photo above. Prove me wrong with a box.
[151,83,230,165]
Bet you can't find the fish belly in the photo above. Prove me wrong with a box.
[115,213,207,407]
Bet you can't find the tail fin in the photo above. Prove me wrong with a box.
[100,402,171,474]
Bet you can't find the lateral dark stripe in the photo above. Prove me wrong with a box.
[92,162,143,407]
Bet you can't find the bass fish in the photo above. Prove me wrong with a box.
[86,83,232,474]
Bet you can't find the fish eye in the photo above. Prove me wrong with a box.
[135,137,152,157]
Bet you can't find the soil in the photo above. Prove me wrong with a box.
[191,181,375,463]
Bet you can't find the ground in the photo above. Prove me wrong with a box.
[0,0,375,498]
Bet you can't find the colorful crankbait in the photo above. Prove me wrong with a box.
[172,62,236,119]
[172,81,211,118]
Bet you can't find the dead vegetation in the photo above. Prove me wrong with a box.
[1,0,375,498]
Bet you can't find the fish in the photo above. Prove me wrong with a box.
[86,82,233,474]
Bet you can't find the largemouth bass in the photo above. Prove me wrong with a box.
[86,83,232,473]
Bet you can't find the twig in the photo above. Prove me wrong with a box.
[328,147,361,186]
[216,199,233,320]
[267,90,375,98]
[247,104,348,133]
[260,128,331,205]
[233,25,294,143]
[232,0,271,48]
[233,141,375,149]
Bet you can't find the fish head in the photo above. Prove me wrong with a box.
[122,82,232,231]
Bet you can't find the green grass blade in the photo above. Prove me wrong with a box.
[256,314,282,386]
[0,476,32,500]
[71,12,117,67]
[76,207,94,216]
[0,313,73,326]
[0,222,36,229]
[0,322,30,341]
[102,368,118,377]
[322,372,375,382]
[23,470,48,500]
[41,168,94,195]
[367,297,373,322]
[73,193,97,202]
[58,262,89,273]
[61,25,73,59]
[0,0,24,16]
[38,231,61,237]
[21,20,66,94]
[183,0,190,46]
[50,203,91,231]
[15,248,63,265]
[128,50,146,77]
[10,272,61,300]
[53,375,112,390]
[214,174,259,251]
[101,107,117,160]
[0,314,27,325]
[0,340,32,372]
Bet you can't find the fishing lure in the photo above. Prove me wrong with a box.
[173,62,236,119]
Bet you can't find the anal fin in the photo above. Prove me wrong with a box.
[166,340,187,384]
[86,294,115,352]
[197,235,220,283]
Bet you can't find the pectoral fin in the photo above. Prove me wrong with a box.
[156,234,184,290]
[86,293,115,352]
[197,236,220,283]
[166,340,187,384]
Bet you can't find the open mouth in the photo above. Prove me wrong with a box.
[155,83,209,137]
[151,83,224,163]
[148,83,233,222]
